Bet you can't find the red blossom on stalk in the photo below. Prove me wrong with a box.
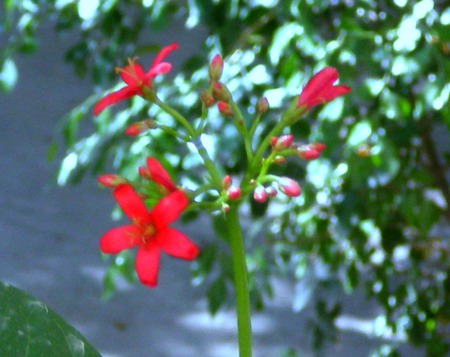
[297,67,351,111]
[139,157,178,193]
[278,177,302,197]
[100,184,199,287]
[93,43,179,115]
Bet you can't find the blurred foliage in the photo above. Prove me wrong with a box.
[2,0,450,355]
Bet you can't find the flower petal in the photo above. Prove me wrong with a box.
[145,157,177,191]
[157,228,199,260]
[298,67,339,108]
[120,63,145,87]
[93,86,137,115]
[113,184,152,223]
[100,225,140,254]
[149,43,179,71]
[147,62,172,77]
[151,190,189,230]
[135,244,160,287]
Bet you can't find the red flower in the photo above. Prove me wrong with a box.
[100,184,199,287]
[297,67,351,111]
[139,157,177,193]
[93,43,179,115]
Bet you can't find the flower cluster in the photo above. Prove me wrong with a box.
[94,43,350,288]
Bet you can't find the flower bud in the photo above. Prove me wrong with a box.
[253,186,267,203]
[124,119,156,136]
[257,97,269,114]
[278,177,302,197]
[265,186,277,197]
[311,142,326,152]
[298,147,320,160]
[97,174,127,189]
[273,155,286,165]
[212,82,232,102]
[200,90,215,107]
[217,101,233,117]
[209,54,224,82]
[222,175,232,189]
[227,186,242,200]
[271,134,294,151]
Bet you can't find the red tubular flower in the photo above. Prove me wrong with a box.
[100,184,199,287]
[139,157,177,193]
[93,43,179,115]
[297,67,351,111]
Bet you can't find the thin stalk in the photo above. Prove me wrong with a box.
[225,204,253,357]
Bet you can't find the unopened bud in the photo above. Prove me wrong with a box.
[222,175,233,189]
[222,203,230,213]
[265,186,277,197]
[212,82,232,102]
[273,156,286,165]
[201,90,215,107]
[257,97,269,114]
[138,166,151,179]
[209,54,224,82]
[278,177,302,197]
[227,186,242,200]
[97,174,127,189]
[124,119,156,136]
[271,134,294,151]
[297,146,320,160]
[253,186,268,203]
[217,101,233,117]
[311,142,326,152]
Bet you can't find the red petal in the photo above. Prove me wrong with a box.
[146,157,176,191]
[151,190,189,230]
[157,228,199,260]
[113,184,152,223]
[135,244,160,287]
[298,67,339,108]
[93,86,137,115]
[100,225,140,254]
[147,62,172,77]
[149,43,179,71]
[120,63,145,87]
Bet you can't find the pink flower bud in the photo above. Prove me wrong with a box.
[209,54,224,82]
[278,177,302,197]
[311,142,326,152]
[298,145,320,160]
[217,101,233,117]
[212,82,232,102]
[271,134,294,151]
[227,186,242,200]
[222,175,232,189]
[253,186,268,203]
[265,186,277,197]
[97,174,127,188]
[257,97,269,114]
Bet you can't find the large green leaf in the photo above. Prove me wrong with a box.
[0,282,101,357]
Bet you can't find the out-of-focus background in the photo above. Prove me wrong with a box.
[1,1,449,356]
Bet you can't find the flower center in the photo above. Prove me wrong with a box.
[141,224,156,244]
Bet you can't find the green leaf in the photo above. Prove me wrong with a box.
[0,282,101,357]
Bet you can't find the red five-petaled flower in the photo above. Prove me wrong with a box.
[93,43,179,116]
[100,184,199,287]
[297,67,351,111]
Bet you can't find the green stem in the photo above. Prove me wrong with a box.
[225,204,252,357]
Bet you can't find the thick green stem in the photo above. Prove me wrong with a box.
[225,204,253,357]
